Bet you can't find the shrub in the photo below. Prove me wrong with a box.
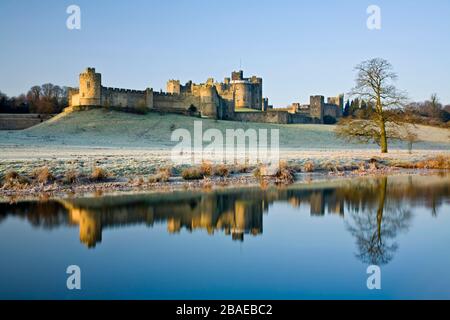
[2,170,30,189]
[214,164,229,177]
[275,161,295,184]
[200,161,213,177]
[158,166,172,179]
[5,171,20,181]
[134,104,149,115]
[64,169,79,184]
[32,167,54,184]
[323,115,337,124]
[181,167,204,180]
[303,161,315,172]
[90,167,108,181]
[414,155,450,169]
[149,167,172,183]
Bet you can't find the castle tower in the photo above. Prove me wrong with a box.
[327,94,344,118]
[79,67,102,106]
[233,81,252,109]
[231,70,244,81]
[167,80,181,94]
[327,94,344,110]
[199,85,218,118]
[310,95,324,123]
[250,76,263,110]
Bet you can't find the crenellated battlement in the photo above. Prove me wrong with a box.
[103,87,146,94]
[68,67,343,124]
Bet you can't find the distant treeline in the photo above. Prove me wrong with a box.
[0,84,69,114]
[342,94,450,128]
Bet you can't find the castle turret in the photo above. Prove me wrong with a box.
[167,80,181,94]
[231,70,244,81]
[79,68,101,106]
[232,81,252,109]
[250,76,263,110]
[199,85,218,118]
[310,95,324,123]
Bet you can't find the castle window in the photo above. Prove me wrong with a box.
[87,81,90,89]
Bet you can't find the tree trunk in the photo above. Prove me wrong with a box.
[379,118,388,153]
[376,177,387,244]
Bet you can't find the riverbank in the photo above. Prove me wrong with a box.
[0,159,447,201]
[1,109,449,200]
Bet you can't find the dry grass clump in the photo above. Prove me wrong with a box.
[200,161,213,177]
[90,166,109,181]
[213,164,229,177]
[275,161,295,184]
[392,155,450,170]
[253,161,295,184]
[63,169,79,184]
[32,167,54,184]
[5,171,20,181]
[413,155,450,169]
[1,170,30,189]
[302,161,315,172]
[148,166,172,183]
[181,167,204,180]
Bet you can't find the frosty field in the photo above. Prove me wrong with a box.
[0,109,448,182]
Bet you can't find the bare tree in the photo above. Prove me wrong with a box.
[336,58,408,153]
[404,128,419,154]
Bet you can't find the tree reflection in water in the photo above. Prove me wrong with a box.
[345,177,412,265]
[0,174,448,264]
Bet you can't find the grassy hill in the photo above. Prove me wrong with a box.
[0,109,449,150]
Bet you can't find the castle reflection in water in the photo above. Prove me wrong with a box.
[1,175,448,249]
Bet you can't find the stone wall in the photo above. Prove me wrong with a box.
[153,92,201,114]
[323,103,342,119]
[0,114,54,130]
[233,110,290,124]
[288,113,316,124]
[102,87,151,110]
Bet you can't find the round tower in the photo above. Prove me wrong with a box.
[199,85,218,118]
[79,67,102,106]
[232,81,252,109]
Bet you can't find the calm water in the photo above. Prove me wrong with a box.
[0,174,449,299]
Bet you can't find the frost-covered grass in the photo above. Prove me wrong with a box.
[0,109,448,150]
[0,109,448,182]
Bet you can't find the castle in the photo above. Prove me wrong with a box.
[68,68,343,124]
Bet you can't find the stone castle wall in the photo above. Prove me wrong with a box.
[233,110,320,124]
[102,87,152,110]
[68,67,343,124]
[233,110,290,124]
[152,92,201,114]
[323,103,342,119]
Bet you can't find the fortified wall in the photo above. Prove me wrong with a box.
[68,68,343,124]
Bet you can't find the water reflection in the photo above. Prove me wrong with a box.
[345,177,412,265]
[0,175,449,266]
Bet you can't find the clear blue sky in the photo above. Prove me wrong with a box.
[1,0,449,106]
